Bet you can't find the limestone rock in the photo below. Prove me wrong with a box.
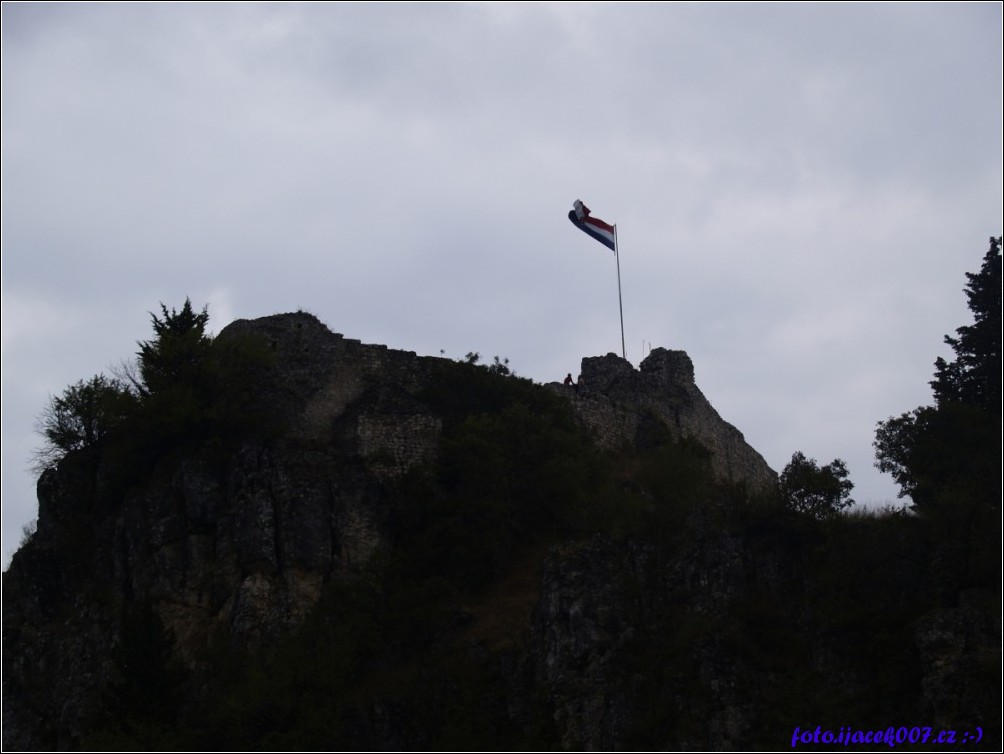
[554,348,776,490]
[3,312,782,749]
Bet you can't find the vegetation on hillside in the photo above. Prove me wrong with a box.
[874,236,1001,598]
[23,237,1002,749]
[33,298,279,484]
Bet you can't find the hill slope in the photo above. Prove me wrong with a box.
[2,313,997,750]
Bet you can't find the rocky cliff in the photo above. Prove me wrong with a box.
[553,348,776,491]
[3,312,997,751]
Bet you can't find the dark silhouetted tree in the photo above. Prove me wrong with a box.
[130,297,279,455]
[129,298,222,448]
[930,236,1002,411]
[874,236,1001,595]
[875,237,1001,510]
[33,374,136,474]
[779,451,854,519]
[137,298,212,397]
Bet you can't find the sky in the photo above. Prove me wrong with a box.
[2,2,1001,568]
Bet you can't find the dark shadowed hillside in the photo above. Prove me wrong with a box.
[3,293,999,750]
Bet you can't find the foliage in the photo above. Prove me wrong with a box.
[33,374,137,474]
[107,602,186,720]
[421,354,542,430]
[931,236,1002,411]
[874,237,1001,599]
[874,403,995,507]
[876,237,1002,507]
[778,451,854,519]
[117,298,274,459]
[32,298,278,500]
[873,238,1001,510]
[84,602,188,750]
[18,519,37,548]
[460,350,514,375]
[581,497,943,749]
[50,495,944,751]
[136,298,212,397]
[129,298,217,449]
[398,360,608,593]
[486,355,513,376]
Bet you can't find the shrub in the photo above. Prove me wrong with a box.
[33,374,137,474]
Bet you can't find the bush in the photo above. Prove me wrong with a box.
[779,451,854,520]
[33,375,137,474]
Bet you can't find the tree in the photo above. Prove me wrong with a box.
[873,402,995,508]
[460,351,514,377]
[930,236,1002,411]
[33,374,136,474]
[779,451,854,520]
[33,298,279,485]
[873,237,1001,595]
[875,237,1002,511]
[128,298,220,448]
[137,298,212,397]
[130,297,280,454]
[487,355,513,377]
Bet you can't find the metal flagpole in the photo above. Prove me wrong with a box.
[614,225,626,360]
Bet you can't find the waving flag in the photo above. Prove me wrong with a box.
[567,198,626,359]
[568,199,616,252]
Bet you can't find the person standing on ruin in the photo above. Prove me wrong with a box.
[564,373,582,395]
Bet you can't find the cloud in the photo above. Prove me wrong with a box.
[2,3,1000,566]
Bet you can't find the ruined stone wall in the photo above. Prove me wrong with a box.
[190,315,774,654]
[356,412,442,475]
[223,314,775,490]
[545,384,638,451]
[551,348,776,491]
[220,312,444,471]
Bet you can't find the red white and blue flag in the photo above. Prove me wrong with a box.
[568,199,616,252]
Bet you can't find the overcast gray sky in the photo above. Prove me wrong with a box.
[2,2,1001,567]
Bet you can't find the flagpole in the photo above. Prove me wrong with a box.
[614,225,626,360]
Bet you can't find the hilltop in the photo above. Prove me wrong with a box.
[2,311,997,750]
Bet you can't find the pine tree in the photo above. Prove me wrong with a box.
[137,298,212,397]
[876,237,1002,506]
[930,236,1002,411]
[874,236,1001,596]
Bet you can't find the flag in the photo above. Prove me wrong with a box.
[568,199,616,252]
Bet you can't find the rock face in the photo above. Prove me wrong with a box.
[555,348,776,490]
[528,528,804,750]
[528,528,1001,751]
[914,590,1002,731]
[1,313,776,748]
[219,311,444,458]
[7,312,993,750]
[4,313,448,748]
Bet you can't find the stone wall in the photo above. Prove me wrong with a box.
[356,412,442,475]
[224,313,775,490]
[557,389,638,451]
[220,313,445,464]
[550,348,776,491]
